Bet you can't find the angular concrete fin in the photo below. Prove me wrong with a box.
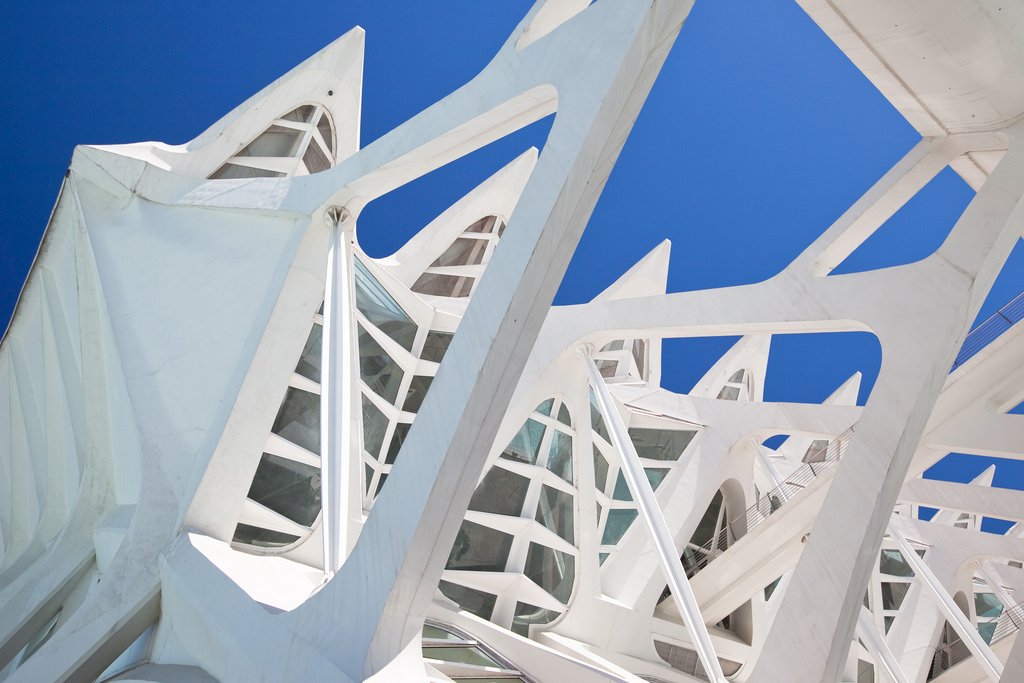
[971,464,996,488]
[592,239,671,302]
[691,334,771,402]
[825,372,862,407]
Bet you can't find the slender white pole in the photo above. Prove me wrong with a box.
[321,207,354,577]
[582,347,727,683]
[754,443,789,502]
[856,607,909,683]
[888,523,1003,682]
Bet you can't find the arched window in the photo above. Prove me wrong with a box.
[209,104,336,179]
[412,215,505,298]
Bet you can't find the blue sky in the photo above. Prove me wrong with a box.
[2,2,1022,503]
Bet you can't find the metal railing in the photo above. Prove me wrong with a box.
[951,291,1024,372]
[927,601,1024,680]
[683,427,856,578]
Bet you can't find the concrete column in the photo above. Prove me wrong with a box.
[583,348,726,683]
[889,524,1002,681]
[321,206,355,576]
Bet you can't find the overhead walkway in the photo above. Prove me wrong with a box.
[928,602,1023,682]
[951,292,1024,372]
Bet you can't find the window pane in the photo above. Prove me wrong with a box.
[358,325,405,404]
[316,113,334,152]
[632,339,647,377]
[535,485,574,544]
[446,521,513,572]
[979,621,997,644]
[589,391,610,443]
[280,105,316,123]
[881,582,910,611]
[421,646,499,668]
[717,385,740,401]
[690,491,724,547]
[208,164,285,180]
[645,467,668,491]
[728,369,746,383]
[600,340,625,352]
[546,431,573,483]
[354,259,417,351]
[511,601,561,636]
[384,422,410,465]
[438,581,497,620]
[879,549,915,578]
[628,428,695,461]
[593,446,609,492]
[524,543,575,604]
[613,472,632,501]
[464,216,497,233]
[247,453,321,526]
[361,395,389,459]
[602,509,637,545]
[237,125,303,157]
[501,418,546,465]
[402,375,434,413]
[535,398,554,416]
[430,237,487,268]
[302,139,331,174]
[232,523,299,548]
[557,402,572,427]
[469,466,529,517]
[412,272,475,298]
[272,387,320,454]
[975,592,1003,618]
[294,324,322,382]
[421,331,454,363]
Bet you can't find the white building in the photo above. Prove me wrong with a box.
[1,2,1024,682]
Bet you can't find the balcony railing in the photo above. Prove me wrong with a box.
[683,427,856,578]
[927,601,1024,680]
[951,291,1024,372]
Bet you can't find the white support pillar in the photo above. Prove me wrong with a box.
[321,206,355,576]
[977,561,1019,614]
[888,524,1003,682]
[582,347,727,683]
[856,606,909,683]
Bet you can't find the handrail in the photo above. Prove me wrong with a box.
[683,427,856,578]
[927,601,1024,680]
[951,291,1024,371]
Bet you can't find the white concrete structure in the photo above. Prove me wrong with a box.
[1,2,1024,682]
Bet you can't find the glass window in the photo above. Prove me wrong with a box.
[430,237,488,268]
[421,646,500,668]
[556,403,572,427]
[271,387,320,454]
[422,624,461,641]
[975,592,1003,619]
[280,105,316,123]
[361,394,389,459]
[232,523,300,548]
[402,375,434,413]
[374,472,388,497]
[464,216,497,233]
[632,339,647,378]
[535,398,554,416]
[384,422,410,465]
[546,431,573,483]
[364,462,374,495]
[421,331,454,363]
[613,472,632,501]
[358,325,405,404]
[717,385,740,401]
[208,164,285,180]
[600,340,625,352]
[979,621,997,644]
[237,125,303,158]
[857,659,874,683]
[511,601,561,637]
[468,466,529,517]
[764,577,781,600]
[354,259,417,351]
[728,369,746,383]
[691,491,725,547]
[524,543,575,604]
[879,549,915,578]
[438,581,497,620]
[247,453,321,526]
[302,140,331,174]
[589,391,610,443]
[884,616,894,633]
[535,485,574,544]
[446,521,513,572]
[294,324,323,382]
[412,272,475,298]
[602,509,638,545]
[593,446,609,492]
[316,113,334,153]
[804,439,830,463]
[629,428,695,461]
[501,418,546,465]
[881,582,910,611]
[645,468,668,490]
[596,359,619,378]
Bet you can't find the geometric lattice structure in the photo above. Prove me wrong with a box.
[2,2,1024,682]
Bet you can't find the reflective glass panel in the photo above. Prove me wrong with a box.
[645,467,668,490]
[613,472,632,501]
[879,549,915,578]
[438,581,497,620]
[501,418,546,465]
[412,272,475,298]
[446,521,513,572]
[469,466,529,517]
[232,523,300,548]
[358,325,405,404]
[524,543,575,604]
[589,391,610,443]
[208,164,285,180]
[632,339,647,377]
[430,237,487,268]
[294,324,323,382]
[512,601,560,637]
[535,398,554,416]
[421,331,454,363]
[465,216,497,233]
[628,428,695,461]
[975,592,1003,618]
[247,453,321,526]
[361,394,389,458]
[717,385,740,401]
[535,485,574,544]
[316,113,334,152]
[402,375,434,413]
[354,259,417,351]
[271,387,320,454]
[280,105,316,123]
[546,431,573,483]
[421,647,499,668]
[384,422,410,465]
[556,402,572,427]
[593,446,609,492]
[302,140,331,174]
[691,491,724,547]
[602,509,637,545]
[237,125,303,157]
[881,582,910,611]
